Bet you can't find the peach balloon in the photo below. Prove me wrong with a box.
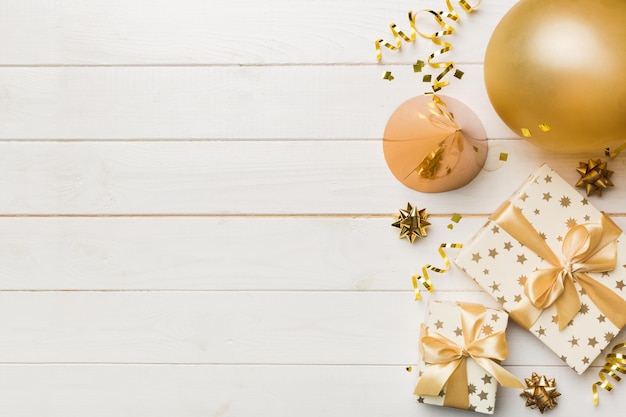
[383,95,488,193]
[484,0,626,152]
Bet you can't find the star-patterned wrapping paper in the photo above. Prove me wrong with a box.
[455,163,626,374]
[416,300,510,414]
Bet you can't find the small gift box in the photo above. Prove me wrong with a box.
[455,164,626,374]
[414,300,522,414]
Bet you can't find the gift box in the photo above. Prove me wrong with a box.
[455,163,626,374]
[414,300,521,414]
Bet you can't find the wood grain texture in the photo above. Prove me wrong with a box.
[0,290,620,368]
[0,140,621,214]
[0,364,618,417]
[3,216,626,291]
[0,65,512,140]
[0,0,514,65]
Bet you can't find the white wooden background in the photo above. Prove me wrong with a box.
[1,0,625,415]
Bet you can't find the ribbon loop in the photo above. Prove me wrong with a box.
[415,302,522,409]
[491,201,626,330]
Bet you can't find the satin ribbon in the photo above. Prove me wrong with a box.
[592,342,626,405]
[490,201,626,330]
[414,302,523,409]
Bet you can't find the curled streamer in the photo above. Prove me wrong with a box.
[592,342,626,405]
[411,243,463,300]
[376,0,481,92]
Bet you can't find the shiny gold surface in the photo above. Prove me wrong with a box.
[484,0,626,152]
[383,94,488,192]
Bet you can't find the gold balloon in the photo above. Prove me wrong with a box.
[485,0,626,153]
[383,95,488,193]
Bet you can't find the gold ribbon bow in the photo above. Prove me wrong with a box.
[491,201,626,331]
[414,302,522,410]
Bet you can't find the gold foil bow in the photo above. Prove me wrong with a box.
[414,302,523,410]
[491,201,626,331]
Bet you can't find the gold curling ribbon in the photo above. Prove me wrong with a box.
[375,11,417,61]
[375,0,480,92]
[490,201,626,331]
[593,342,626,405]
[414,301,523,410]
[412,243,462,300]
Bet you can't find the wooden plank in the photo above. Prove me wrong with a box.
[0,65,512,140]
[0,290,616,367]
[5,216,626,291]
[0,363,613,417]
[0,140,619,215]
[0,0,515,65]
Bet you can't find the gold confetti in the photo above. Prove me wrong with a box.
[605,142,626,158]
[422,74,432,83]
[499,152,508,161]
[538,123,551,132]
[382,71,394,81]
[413,60,425,72]
[412,243,463,300]
[521,128,532,137]
[453,69,464,79]
[451,213,462,223]
[406,366,413,372]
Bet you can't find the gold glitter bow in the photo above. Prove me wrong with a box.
[414,302,523,410]
[592,342,626,405]
[520,372,560,413]
[411,243,462,300]
[575,159,614,196]
[491,201,626,331]
[392,203,431,243]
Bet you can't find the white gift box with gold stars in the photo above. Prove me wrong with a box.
[455,163,626,374]
[416,300,509,414]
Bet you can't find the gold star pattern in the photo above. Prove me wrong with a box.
[605,332,615,342]
[489,281,500,292]
[518,275,527,286]
[517,254,527,264]
[559,196,571,207]
[588,337,598,348]
[472,253,482,263]
[579,303,589,314]
[481,374,492,384]
[556,235,563,242]
[579,287,586,296]
[544,175,552,183]
[569,336,579,346]
[483,268,489,275]
[491,314,499,322]
[491,225,500,234]
[533,208,540,215]
[584,215,590,221]
[597,314,606,323]
[581,198,589,205]
[514,294,522,303]
[551,315,559,324]
[566,218,578,229]
[582,356,590,365]
[454,327,463,337]
[467,405,477,412]
[417,397,425,403]
[488,248,498,258]
[520,372,560,414]
[616,280,626,291]
[478,390,489,401]
[434,320,444,329]
[487,406,493,412]
[467,383,477,394]
[392,203,431,243]
[543,192,552,201]
[496,296,507,305]
[536,326,546,337]
[560,355,567,362]
[539,232,547,240]
[504,241,513,251]
[520,192,529,201]
[575,159,614,196]
[481,324,494,336]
